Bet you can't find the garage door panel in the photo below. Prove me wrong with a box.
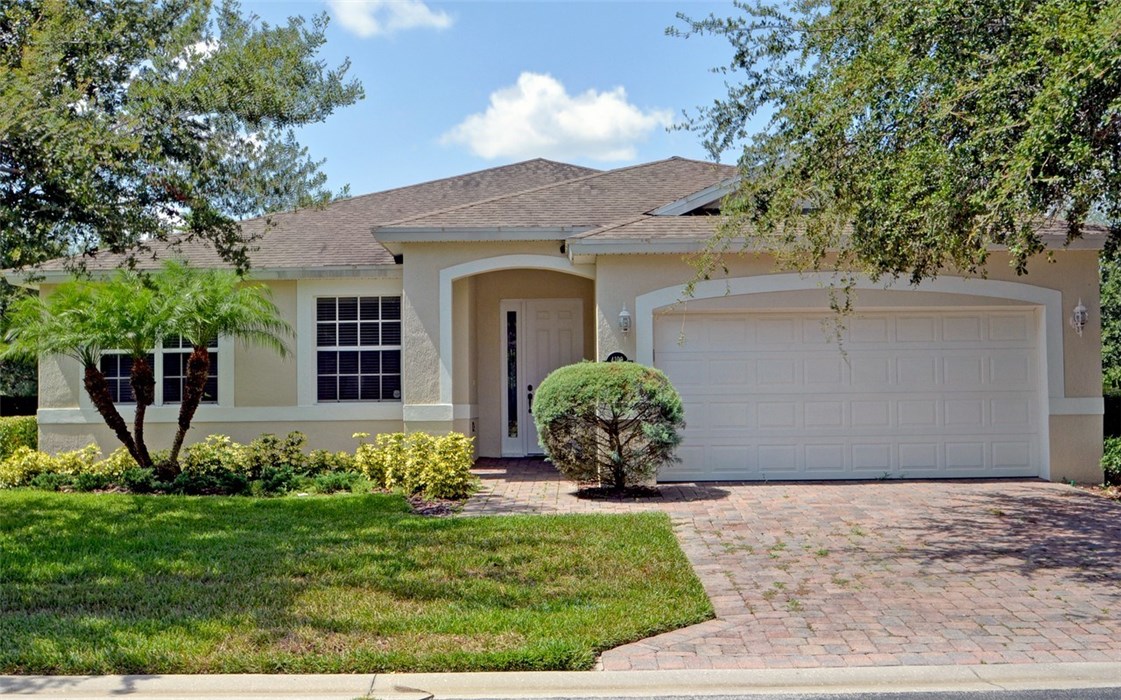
[943,314,984,341]
[656,309,1042,481]
[989,314,1031,341]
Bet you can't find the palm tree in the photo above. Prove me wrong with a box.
[0,278,161,466]
[157,261,291,470]
[98,272,166,467]
[2,262,289,476]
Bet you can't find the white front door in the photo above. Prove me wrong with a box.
[501,298,583,456]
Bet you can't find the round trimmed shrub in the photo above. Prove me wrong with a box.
[533,361,685,492]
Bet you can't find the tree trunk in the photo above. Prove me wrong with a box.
[167,346,210,469]
[129,356,155,469]
[83,364,142,465]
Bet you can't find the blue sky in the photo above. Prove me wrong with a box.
[242,1,743,195]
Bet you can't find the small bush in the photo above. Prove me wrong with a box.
[354,431,475,499]
[419,433,477,500]
[52,445,102,477]
[533,361,684,493]
[121,467,158,494]
[307,449,355,474]
[245,432,307,479]
[259,465,301,495]
[74,472,113,492]
[0,446,57,487]
[181,435,248,477]
[312,470,361,494]
[401,432,435,494]
[0,416,36,461]
[1103,437,1121,486]
[30,472,70,492]
[93,447,139,480]
[170,469,250,496]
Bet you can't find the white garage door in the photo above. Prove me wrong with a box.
[655,309,1043,481]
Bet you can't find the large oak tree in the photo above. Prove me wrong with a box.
[676,0,1120,283]
[0,0,363,273]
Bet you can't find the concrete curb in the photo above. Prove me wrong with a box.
[3,663,1121,698]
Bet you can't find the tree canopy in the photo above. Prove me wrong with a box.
[676,0,1120,283]
[0,0,363,273]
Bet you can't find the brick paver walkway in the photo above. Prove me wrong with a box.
[464,458,1121,670]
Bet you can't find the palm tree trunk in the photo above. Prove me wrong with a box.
[83,364,142,465]
[167,346,210,468]
[129,356,155,469]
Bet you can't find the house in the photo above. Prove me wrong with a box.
[11,157,1105,482]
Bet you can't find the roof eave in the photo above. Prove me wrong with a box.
[374,226,596,254]
[2,263,403,287]
[567,232,1106,263]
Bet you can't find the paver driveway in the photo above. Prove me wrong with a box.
[464,459,1121,670]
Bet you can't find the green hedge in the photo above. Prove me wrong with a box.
[1103,437,1121,486]
[1,428,477,499]
[0,416,36,461]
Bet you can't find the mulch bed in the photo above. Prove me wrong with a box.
[1083,484,1121,501]
[574,485,663,501]
[407,494,461,516]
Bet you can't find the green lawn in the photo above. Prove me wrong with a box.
[0,491,712,674]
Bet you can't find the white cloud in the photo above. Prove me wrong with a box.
[326,0,452,38]
[441,72,673,162]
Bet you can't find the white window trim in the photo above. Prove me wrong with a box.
[296,278,405,420]
[312,295,403,404]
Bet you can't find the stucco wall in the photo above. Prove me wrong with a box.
[235,280,298,407]
[38,419,405,457]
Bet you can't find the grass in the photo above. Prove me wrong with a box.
[0,491,712,674]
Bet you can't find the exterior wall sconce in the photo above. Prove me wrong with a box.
[618,304,633,335]
[1070,299,1088,337]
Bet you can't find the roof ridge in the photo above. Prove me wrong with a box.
[375,156,729,230]
[234,158,599,226]
[570,213,651,239]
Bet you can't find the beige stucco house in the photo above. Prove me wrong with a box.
[13,157,1106,482]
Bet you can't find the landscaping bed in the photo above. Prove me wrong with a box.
[0,490,712,674]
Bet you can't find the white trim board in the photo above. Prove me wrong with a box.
[39,404,405,425]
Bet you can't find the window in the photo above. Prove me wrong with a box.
[100,353,151,404]
[96,338,218,405]
[316,296,402,402]
[162,335,219,404]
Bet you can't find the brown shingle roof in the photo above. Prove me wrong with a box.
[376,157,737,231]
[571,214,1109,250]
[572,215,723,240]
[36,159,600,272]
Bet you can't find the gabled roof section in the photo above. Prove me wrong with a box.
[32,159,600,274]
[648,176,740,216]
[375,157,738,234]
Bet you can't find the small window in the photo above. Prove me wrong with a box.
[316,296,402,402]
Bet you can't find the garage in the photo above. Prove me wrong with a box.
[654,309,1044,481]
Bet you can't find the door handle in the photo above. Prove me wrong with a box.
[527,384,534,413]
